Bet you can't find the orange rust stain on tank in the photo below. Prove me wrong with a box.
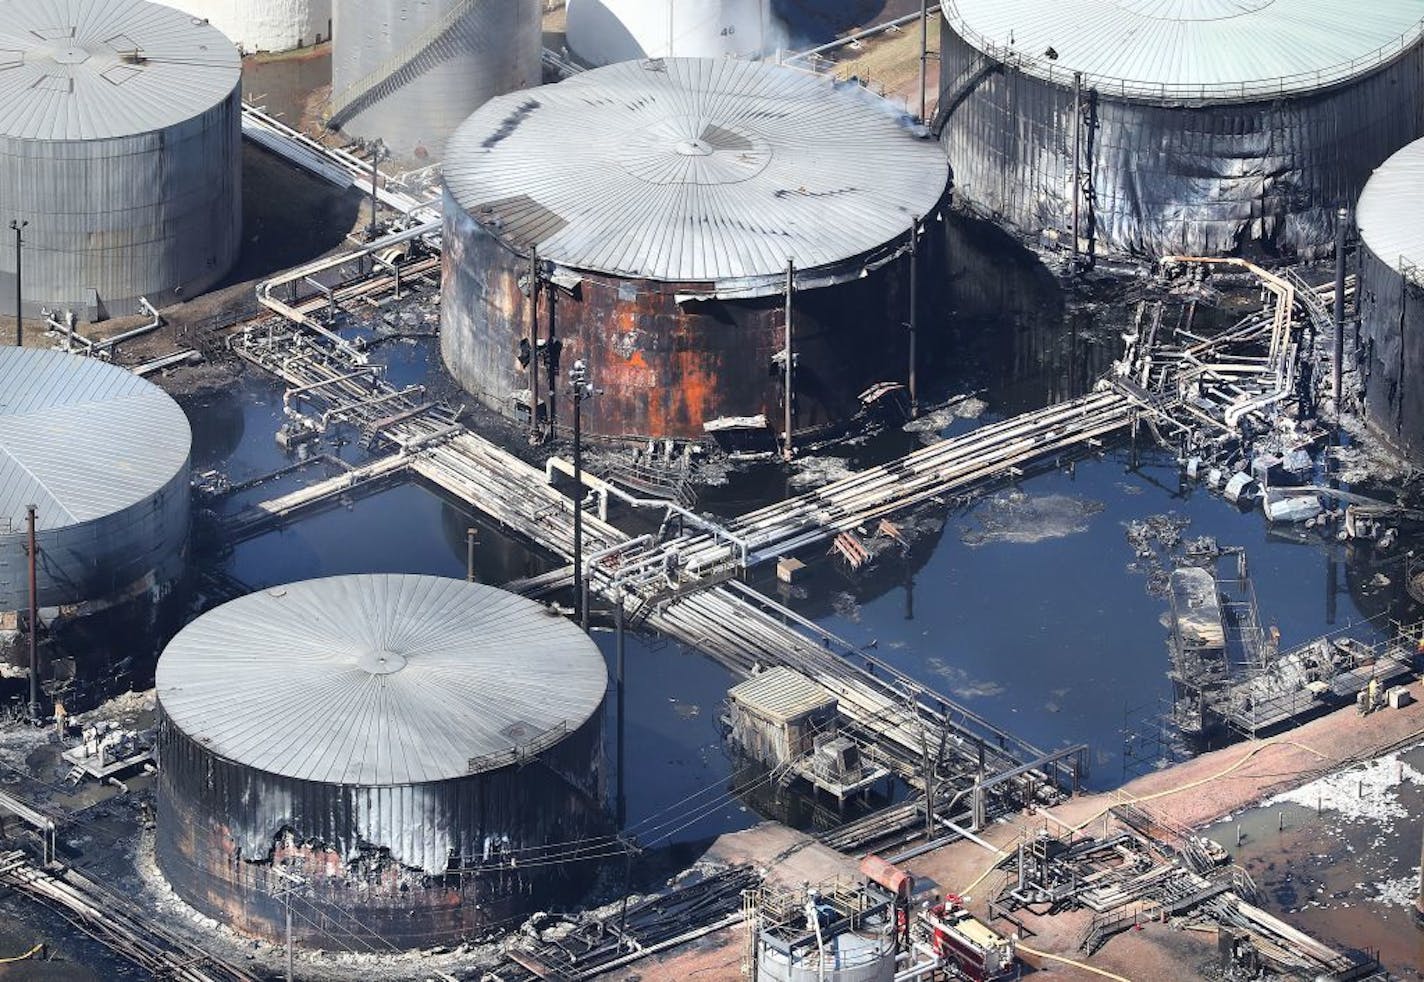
[672,345,719,432]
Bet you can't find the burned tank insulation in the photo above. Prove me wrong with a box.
[937,0,1424,259]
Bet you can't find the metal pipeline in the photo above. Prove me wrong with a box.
[546,456,751,568]
[317,385,426,431]
[42,309,87,353]
[90,298,162,354]
[254,220,439,365]
[282,369,381,415]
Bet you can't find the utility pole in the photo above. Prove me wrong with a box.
[615,835,639,952]
[616,586,627,829]
[570,360,594,630]
[908,216,920,418]
[783,260,795,461]
[366,139,385,241]
[529,245,541,444]
[271,869,304,982]
[10,220,27,347]
[466,527,477,582]
[1071,73,1083,267]
[918,0,929,125]
[1333,207,1349,416]
[26,506,39,721]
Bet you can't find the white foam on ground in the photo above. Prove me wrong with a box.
[1264,746,1424,823]
[1370,874,1421,906]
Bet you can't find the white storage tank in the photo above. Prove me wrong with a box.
[156,575,608,949]
[159,0,331,53]
[330,0,542,162]
[937,0,1424,259]
[0,348,191,615]
[758,928,896,982]
[1355,137,1424,459]
[567,0,776,66]
[0,0,243,321]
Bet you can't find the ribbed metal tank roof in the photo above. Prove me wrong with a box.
[1358,137,1424,276]
[156,575,608,786]
[0,348,191,535]
[0,0,241,141]
[444,57,948,291]
[943,0,1424,101]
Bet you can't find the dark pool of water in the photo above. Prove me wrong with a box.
[166,214,1413,848]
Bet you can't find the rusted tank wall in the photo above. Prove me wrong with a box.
[155,706,606,949]
[1357,240,1424,462]
[938,17,1424,259]
[441,190,946,441]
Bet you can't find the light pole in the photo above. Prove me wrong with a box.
[26,505,40,722]
[569,359,595,629]
[10,219,27,347]
[365,139,386,241]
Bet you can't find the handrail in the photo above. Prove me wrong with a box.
[940,2,1424,103]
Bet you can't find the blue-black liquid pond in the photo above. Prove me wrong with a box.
[176,217,1413,850]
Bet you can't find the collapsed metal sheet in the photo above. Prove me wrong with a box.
[157,709,606,948]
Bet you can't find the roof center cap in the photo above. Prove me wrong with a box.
[354,646,407,676]
[50,46,92,66]
[675,139,714,157]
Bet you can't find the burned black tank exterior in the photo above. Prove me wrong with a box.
[154,575,608,949]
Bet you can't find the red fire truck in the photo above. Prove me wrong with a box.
[924,897,1017,981]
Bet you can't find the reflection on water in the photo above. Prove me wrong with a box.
[168,213,1414,839]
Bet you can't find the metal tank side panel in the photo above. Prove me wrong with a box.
[938,20,1424,258]
[566,0,775,66]
[155,706,606,949]
[161,0,331,52]
[0,85,242,318]
[1358,240,1424,462]
[332,0,541,162]
[442,196,942,440]
[0,460,190,612]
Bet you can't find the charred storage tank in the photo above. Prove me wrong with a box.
[155,575,608,950]
[159,0,331,53]
[329,0,542,163]
[566,0,777,66]
[0,348,190,647]
[937,0,1424,259]
[441,58,950,442]
[0,0,242,321]
[1356,137,1424,459]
